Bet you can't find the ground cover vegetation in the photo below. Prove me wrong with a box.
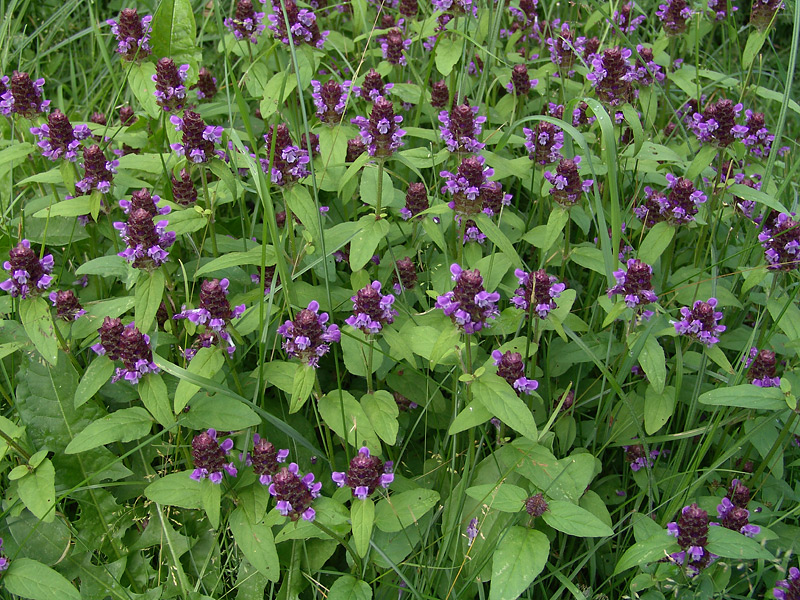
[0,0,799,597]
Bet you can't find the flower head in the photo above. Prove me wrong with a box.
[170,110,224,164]
[758,212,800,271]
[311,79,350,124]
[707,0,737,20]
[544,156,593,206]
[381,28,412,65]
[674,298,725,346]
[391,257,418,294]
[399,0,418,16]
[741,110,777,158]
[29,110,91,162]
[174,278,246,355]
[171,169,197,205]
[120,105,137,126]
[492,350,538,394]
[114,202,176,271]
[745,347,780,387]
[401,182,429,220]
[525,493,548,517]
[1,239,54,299]
[278,300,340,367]
[633,45,666,86]
[345,281,397,334]
[656,0,693,35]
[716,497,760,537]
[0,71,49,117]
[440,155,498,218]
[439,101,486,153]
[774,566,800,600]
[607,259,658,312]
[267,0,328,49]
[262,124,310,185]
[331,447,394,499]
[91,317,125,359]
[250,434,290,485]
[689,99,748,147]
[192,67,218,100]
[269,463,322,521]
[49,290,86,321]
[107,8,152,61]
[750,0,784,29]
[191,429,237,483]
[107,322,160,384]
[435,264,500,334]
[586,47,638,106]
[351,96,405,158]
[430,79,449,108]
[0,537,8,572]
[224,0,267,43]
[393,391,418,411]
[511,269,566,318]
[353,69,393,102]
[624,442,662,471]
[507,64,537,95]
[667,503,717,576]
[76,144,118,194]
[613,2,646,32]
[546,22,585,76]
[635,174,707,226]
[152,58,190,112]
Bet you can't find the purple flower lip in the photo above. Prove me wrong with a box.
[1,239,54,299]
[278,300,340,367]
[436,263,500,334]
[331,447,394,500]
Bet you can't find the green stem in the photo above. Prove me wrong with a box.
[0,427,30,460]
[375,159,385,219]
[200,168,219,256]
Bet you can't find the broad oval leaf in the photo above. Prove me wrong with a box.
[65,407,152,454]
[489,527,549,600]
[2,558,80,600]
[541,500,614,537]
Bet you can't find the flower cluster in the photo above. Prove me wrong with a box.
[170,110,224,164]
[311,79,350,124]
[439,101,486,153]
[432,0,477,17]
[171,169,197,205]
[524,493,549,518]
[440,155,497,218]
[351,96,405,158]
[345,281,397,334]
[623,442,662,471]
[633,46,666,86]
[174,278,246,357]
[381,28,411,65]
[492,350,538,394]
[745,347,781,387]
[262,124,311,185]
[29,110,91,162]
[667,503,717,576]
[191,429,237,483]
[758,212,800,271]
[750,0,784,29]
[689,99,748,147]
[392,257,418,294]
[774,566,800,600]
[353,69,392,102]
[114,195,176,270]
[92,319,160,384]
[613,2,646,33]
[152,58,190,112]
[269,463,322,521]
[248,434,290,485]
[76,145,118,195]
[707,0,737,20]
[436,264,500,334]
[277,300,341,367]
[1,240,54,299]
[674,298,726,346]
[332,447,394,499]
[716,497,760,537]
[267,0,327,49]
[544,156,593,206]
[192,68,217,100]
[251,265,279,295]
[430,79,449,108]
[741,110,777,158]
[523,122,564,165]
[401,182,429,220]
[635,174,707,226]
[49,290,86,321]
[656,0,693,35]
[0,71,50,117]
[506,64,536,95]
[511,269,566,318]
[546,22,585,76]
[224,0,267,43]
[0,538,8,572]
[586,47,638,106]
[607,259,658,313]
[107,8,152,61]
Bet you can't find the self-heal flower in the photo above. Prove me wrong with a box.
[523,122,564,165]
[0,71,49,117]
[353,69,393,102]
[311,79,350,124]
[112,322,160,384]
[511,269,566,318]
[716,497,760,537]
[29,110,91,162]
[634,46,666,86]
[277,300,341,367]
[76,144,118,194]
[399,0,418,17]
[745,347,780,387]
[586,47,638,106]
[492,350,538,394]
[114,206,176,270]
[262,124,310,185]
[481,181,512,216]
[1,240,54,299]
[707,0,737,20]
[269,463,322,521]
[174,278,246,355]
[525,493,548,518]
[351,96,405,158]
[152,58,190,112]
[392,257,418,294]
[332,447,394,499]
[544,157,593,206]
[656,0,693,35]
[742,110,777,158]
[607,259,658,312]
[192,67,218,100]
[345,281,397,334]
[774,566,800,600]
[624,442,662,471]
[439,101,486,153]
[436,264,500,334]
[107,9,152,61]
[250,434,289,485]
[0,537,8,572]
[690,99,748,147]
[758,212,800,271]
[225,0,267,43]
[440,155,496,219]
[432,0,477,16]
[267,0,328,49]
[170,110,224,164]
[49,290,86,321]
[171,169,197,205]
[191,429,237,483]
[613,2,646,32]
[506,64,537,94]
[91,317,124,359]
[635,174,707,226]
[750,0,784,29]
[401,182,429,220]
[120,188,171,217]
[667,503,717,576]
[381,28,412,65]
[546,22,585,76]
[430,79,449,108]
[727,478,752,508]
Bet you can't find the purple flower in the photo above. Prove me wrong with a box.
[506,64,537,94]
[171,169,197,206]
[758,212,800,271]
[667,504,717,576]
[608,259,658,312]
[311,79,350,124]
[49,290,86,321]
[252,265,279,295]
[774,566,800,600]
[481,181,512,216]
[466,518,479,545]
[345,281,397,334]
[277,300,340,367]
[572,101,594,127]
[633,45,666,86]
[430,79,449,108]
[224,0,267,43]
[0,239,54,299]
[170,110,224,164]
[262,124,310,185]
[114,202,176,271]
[544,156,593,206]
[103,322,160,384]
[727,478,752,508]
[152,58,190,112]
[120,105,137,126]
[432,0,477,16]
[613,2,646,32]
[492,350,539,394]
[750,0,784,29]
[346,138,366,162]
[716,497,760,537]
[107,8,152,61]
[331,447,394,500]
[392,257,418,294]
[91,317,125,359]
[502,0,538,41]
[269,463,322,521]
[546,22,585,76]
[381,28,412,65]
[586,47,638,106]
[741,110,776,158]
[634,174,707,226]
[511,269,566,318]
[75,144,118,195]
[440,155,497,218]
[250,434,290,485]
[393,391,418,411]
[436,264,500,334]
[267,0,328,49]
[29,110,91,162]
[674,298,725,346]
[0,537,8,572]
[656,0,693,35]
[745,347,781,387]
[353,69,393,102]
[525,493,548,517]
[401,182,429,220]
[689,99,748,147]
[624,442,662,471]
[191,429,237,483]
[351,96,405,158]
[0,71,50,117]
[174,278,246,355]
[707,0,737,19]
[439,101,486,153]
[192,67,218,101]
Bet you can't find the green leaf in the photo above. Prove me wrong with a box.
[473,374,537,440]
[32,196,91,218]
[201,476,221,529]
[174,347,225,412]
[644,385,675,435]
[2,558,80,600]
[474,213,523,268]
[75,255,129,278]
[448,400,493,435]
[638,333,666,394]
[328,575,372,600]
[65,407,152,454]
[434,36,462,75]
[613,532,678,574]
[19,297,58,366]
[540,208,570,255]
[728,182,787,214]
[318,390,380,450]
[742,30,768,70]
[0,142,33,167]
[429,324,461,368]
[705,344,733,373]
[685,144,718,180]
[466,483,527,513]
[127,63,160,119]
[361,391,399,445]
[258,360,297,393]
[150,0,197,63]
[374,489,439,532]
[570,246,606,275]
[349,216,390,271]
[259,71,297,119]
[139,372,174,427]
[489,527,549,600]
[638,222,675,266]
[74,355,115,408]
[290,363,317,413]
[698,384,787,410]
[360,164,399,209]
[351,498,375,557]
[229,507,280,582]
[145,471,205,509]
[17,458,56,522]
[193,246,276,278]
[135,269,165,333]
[184,395,260,430]
[541,500,614,537]
[706,524,774,560]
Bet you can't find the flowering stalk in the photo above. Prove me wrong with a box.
[191,429,237,483]
[331,447,394,499]
[436,264,500,334]
[1,240,54,299]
